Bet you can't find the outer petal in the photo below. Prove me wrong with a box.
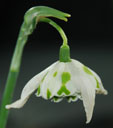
[80,76,95,123]
[71,59,96,123]
[6,62,58,109]
[72,59,107,95]
[87,67,108,95]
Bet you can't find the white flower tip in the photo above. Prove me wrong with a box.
[86,120,89,124]
[97,89,108,95]
[103,89,108,95]
[5,104,21,109]
[5,98,28,109]
[85,110,93,124]
[86,117,91,124]
[5,103,22,109]
[5,105,11,109]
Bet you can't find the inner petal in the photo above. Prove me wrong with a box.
[40,62,65,99]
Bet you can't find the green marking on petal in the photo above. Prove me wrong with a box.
[57,85,70,95]
[41,72,48,82]
[47,89,51,99]
[62,72,71,84]
[67,96,77,102]
[37,72,48,95]
[67,96,76,100]
[57,72,71,95]
[37,85,40,95]
[70,96,76,100]
[83,66,93,75]
[53,71,57,77]
[95,78,100,88]
[53,96,59,101]
[83,66,100,88]
[52,96,63,103]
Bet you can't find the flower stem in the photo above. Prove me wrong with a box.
[0,22,27,128]
[40,18,68,45]
[0,72,19,128]
[40,18,71,62]
[0,6,70,128]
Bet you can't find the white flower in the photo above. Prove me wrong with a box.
[6,59,107,123]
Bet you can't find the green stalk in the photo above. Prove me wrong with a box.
[40,18,71,62]
[0,6,70,128]
[0,22,28,128]
[40,18,68,45]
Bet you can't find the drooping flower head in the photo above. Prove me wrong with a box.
[5,7,108,123]
[6,43,107,123]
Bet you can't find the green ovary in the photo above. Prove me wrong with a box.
[57,72,71,95]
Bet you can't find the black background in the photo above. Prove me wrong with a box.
[0,0,112,50]
[0,0,113,128]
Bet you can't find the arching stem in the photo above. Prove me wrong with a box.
[0,6,70,128]
[40,18,71,62]
[40,18,68,45]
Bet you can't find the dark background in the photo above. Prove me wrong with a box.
[0,0,113,128]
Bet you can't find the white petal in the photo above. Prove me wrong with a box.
[71,59,95,123]
[6,98,29,109]
[81,78,95,123]
[87,67,108,95]
[41,62,65,99]
[72,59,107,95]
[6,62,58,109]
[65,61,81,95]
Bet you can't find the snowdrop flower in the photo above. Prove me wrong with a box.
[6,44,107,123]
